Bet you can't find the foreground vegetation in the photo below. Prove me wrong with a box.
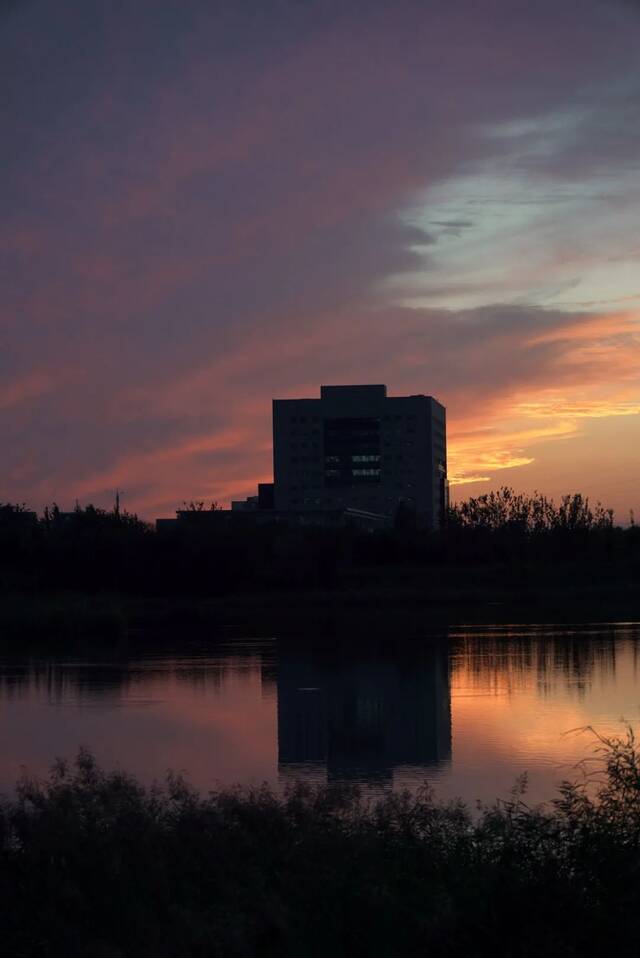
[3,733,640,956]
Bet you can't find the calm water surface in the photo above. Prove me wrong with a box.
[1,623,639,806]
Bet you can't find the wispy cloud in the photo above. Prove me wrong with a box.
[1,0,639,515]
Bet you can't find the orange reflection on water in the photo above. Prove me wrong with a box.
[442,626,640,804]
[1,626,640,807]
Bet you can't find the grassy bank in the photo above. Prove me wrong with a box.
[1,553,639,643]
[2,734,640,956]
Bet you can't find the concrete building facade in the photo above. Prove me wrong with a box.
[272,384,447,528]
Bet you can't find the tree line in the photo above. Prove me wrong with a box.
[0,489,638,596]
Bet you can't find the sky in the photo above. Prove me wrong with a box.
[2,0,639,520]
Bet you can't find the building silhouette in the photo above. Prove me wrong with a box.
[158,383,447,531]
[276,640,451,786]
[273,384,447,528]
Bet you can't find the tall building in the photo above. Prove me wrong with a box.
[272,384,447,528]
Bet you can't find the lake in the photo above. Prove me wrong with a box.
[1,622,639,806]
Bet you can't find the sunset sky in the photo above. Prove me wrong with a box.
[2,0,639,520]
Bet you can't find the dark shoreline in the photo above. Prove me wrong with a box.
[2,572,639,644]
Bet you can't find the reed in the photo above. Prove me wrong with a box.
[2,732,640,956]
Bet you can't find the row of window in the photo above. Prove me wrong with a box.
[289,459,417,474]
[290,441,416,454]
[324,454,380,463]
[289,483,417,492]
[324,467,381,475]
[287,413,419,424]
[291,451,418,463]
[289,427,417,438]
[288,496,417,506]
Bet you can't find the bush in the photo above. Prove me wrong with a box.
[3,734,640,955]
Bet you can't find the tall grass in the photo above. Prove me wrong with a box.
[3,733,640,955]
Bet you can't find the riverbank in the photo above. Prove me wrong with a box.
[1,555,639,641]
[1,734,639,957]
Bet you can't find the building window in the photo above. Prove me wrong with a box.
[323,417,381,485]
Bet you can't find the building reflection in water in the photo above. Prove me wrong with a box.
[1,625,637,802]
[276,639,451,788]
